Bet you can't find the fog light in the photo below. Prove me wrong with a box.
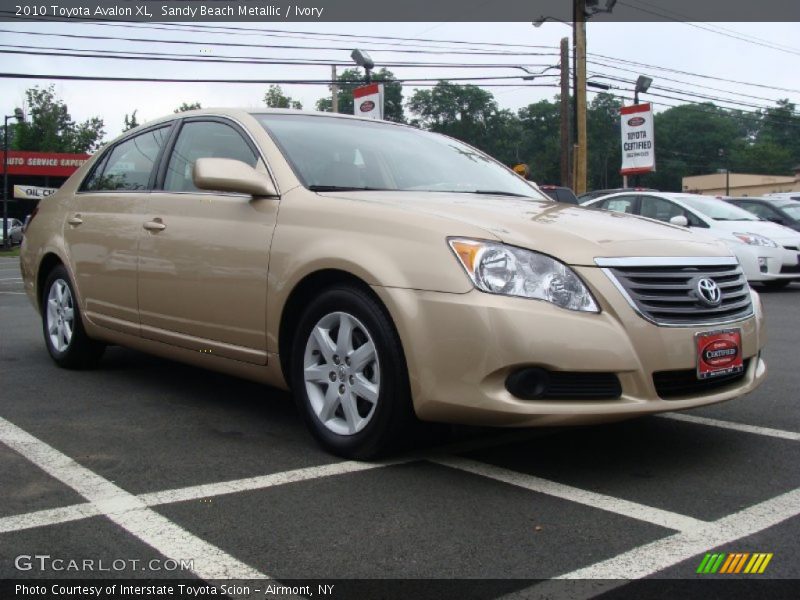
[757,257,768,273]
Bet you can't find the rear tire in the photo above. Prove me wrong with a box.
[291,285,414,459]
[41,265,105,369]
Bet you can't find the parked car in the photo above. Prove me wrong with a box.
[726,197,800,232]
[585,192,800,288]
[763,192,800,202]
[20,109,766,458]
[0,218,24,245]
[537,185,579,204]
[577,187,658,204]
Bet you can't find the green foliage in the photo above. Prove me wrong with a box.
[316,68,405,123]
[12,85,105,153]
[123,110,140,132]
[174,102,202,113]
[264,85,302,110]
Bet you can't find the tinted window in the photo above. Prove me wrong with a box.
[90,127,169,191]
[640,196,684,221]
[738,202,777,221]
[164,121,258,192]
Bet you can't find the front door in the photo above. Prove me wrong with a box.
[64,125,171,335]
[137,118,278,364]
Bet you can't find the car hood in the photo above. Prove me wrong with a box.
[707,219,800,246]
[324,191,732,266]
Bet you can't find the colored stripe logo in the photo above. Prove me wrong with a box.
[696,552,773,574]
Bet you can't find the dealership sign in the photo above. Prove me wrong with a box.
[1,151,89,177]
[14,185,58,200]
[620,103,655,176]
[353,83,385,120]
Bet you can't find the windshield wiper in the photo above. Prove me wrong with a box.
[308,185,391,192]
[459,190,532,198]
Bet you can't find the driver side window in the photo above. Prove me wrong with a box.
[164,121,258,192]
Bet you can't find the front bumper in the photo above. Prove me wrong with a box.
[732,243,800,282]
[372,266,766,426]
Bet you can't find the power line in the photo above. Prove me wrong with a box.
[0,44,558,70]
[0,28,558,57]
[0,72,562,86]
[618,0,800,57]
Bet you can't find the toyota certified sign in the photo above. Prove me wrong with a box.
[353,83,384,120]
[620,103,656,176]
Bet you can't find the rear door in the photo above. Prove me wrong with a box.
[64,124,172,335]
[136,117,279,364]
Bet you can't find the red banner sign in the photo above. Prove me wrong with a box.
[1,151,90,177]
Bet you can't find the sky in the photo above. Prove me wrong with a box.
[0,19,798,143]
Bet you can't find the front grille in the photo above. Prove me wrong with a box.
[654,359,750,399]
[603,261,753,326]
[783,245,798,251]
[780,263,800,274]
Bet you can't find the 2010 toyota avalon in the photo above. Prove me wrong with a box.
[20,109,766,458]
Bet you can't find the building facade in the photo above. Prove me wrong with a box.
[683,165,800,197]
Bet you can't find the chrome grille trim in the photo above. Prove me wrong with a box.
[597,258,754,327]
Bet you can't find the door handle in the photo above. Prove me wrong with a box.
[143,219,166,232]
[67,214,83,226]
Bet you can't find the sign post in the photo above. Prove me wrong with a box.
[620,103,655,178]
[353,83,384,120]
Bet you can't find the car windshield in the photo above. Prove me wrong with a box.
[680,196,759,221]
[255,113,545,199]
[781,204,800,219]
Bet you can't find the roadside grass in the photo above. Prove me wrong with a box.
[0,246,20,258]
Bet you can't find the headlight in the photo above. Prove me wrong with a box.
[448,238,599,312]
[733,232,778,247]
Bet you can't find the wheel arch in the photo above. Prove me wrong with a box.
[277,268,407,391]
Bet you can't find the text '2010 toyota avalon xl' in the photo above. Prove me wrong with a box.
[20,109,766,458]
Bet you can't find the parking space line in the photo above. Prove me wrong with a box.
[0,278,22,281]
[138,460,400,506]
[0,292,25,295]
[0,503,100,533]
[0,430,553,536]
[432,456,706,532]
[501,485,800,599]
[661,413,800,442]
[0,415,269,580]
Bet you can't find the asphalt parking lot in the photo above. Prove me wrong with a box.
[1,254,798,599]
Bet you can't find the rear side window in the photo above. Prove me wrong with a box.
[83,127,170,191]
[598,195,636,214]
[163,121,258,192]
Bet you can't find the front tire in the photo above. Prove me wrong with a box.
[42,265,105,369]
[291,285,414,459]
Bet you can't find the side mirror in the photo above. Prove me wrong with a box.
[193,158,278,197]
[669,215,689,227]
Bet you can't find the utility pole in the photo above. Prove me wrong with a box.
[559,37,571,188]
[331,65,339,113]
[574,0,588,194]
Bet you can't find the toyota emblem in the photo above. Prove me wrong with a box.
[696,278,722,307]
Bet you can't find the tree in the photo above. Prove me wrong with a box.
[316,68,405,123]
[123,110,140,132]
[264,85,302,110]
[174,102,202,113]
[516,99,561,184]
[12,85,105,153]
[587,93,624,190]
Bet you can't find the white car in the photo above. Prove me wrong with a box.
[585,192,800,288]
[763,192,800,202]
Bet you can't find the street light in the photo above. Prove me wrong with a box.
[634,75,653,104]
[350,49,374,84]
[3,108,24,250]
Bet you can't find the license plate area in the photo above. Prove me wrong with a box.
[696,329,743,380]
